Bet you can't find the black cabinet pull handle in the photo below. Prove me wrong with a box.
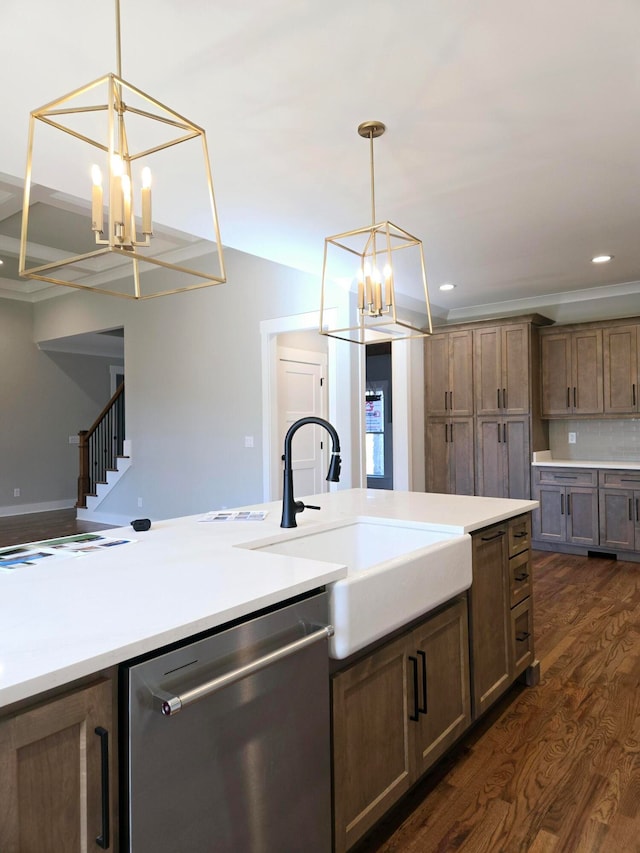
[503,423,507,444]
[516,631,531,643]
[567,494,572,516]
[95,727,110,849]
[408,656,420,722]
[481,530,505,541]
[445,423,448,443]
[503,388,507,409]
[634,383,637,407]
[498,423,501,443]
[629,498,633,522]
[561,494,564,515]
[514,572,529,582]
[450,422,454,443]
[449,390,453,410]
[573,386,577,407]
[636,497,639,522]
[556,475,578,479]
[497,389,501,409]
[514,531,527,538]
[417,650,428,715]
[445,391,448,411]
[567,387,570,407]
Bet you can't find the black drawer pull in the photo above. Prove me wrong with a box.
[513,531,527,538]
[560,494,564,515]
[445,391,448,410]
[629,498,633,522]
[620,478,640,483]
[417,649,428,715]
[503,423,507,443]
[514,572,529,582]
[555,474,578,479]
[566,387,570,407]
[95,726,110,849]
[449,391,453,410]
[408,656,420,722]
[516,631,531,643]
[503,388,507,409]
[634,383,637,407]
[445,423,449,443]
[450,422,454,443]
[573,386,577,407]
[480,531,505,541]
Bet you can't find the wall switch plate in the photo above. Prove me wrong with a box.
[244,436,254,448]
[137,497,143,507]
[568,432,577,444]
[13,488,20,498]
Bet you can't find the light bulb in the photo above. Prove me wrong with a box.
[141,166,152,189]
[91,165,102,187]
[121,174,131,201]
[111,155,124,177]
[383,264,392,280]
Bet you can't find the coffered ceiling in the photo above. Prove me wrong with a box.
[2,0,639,318]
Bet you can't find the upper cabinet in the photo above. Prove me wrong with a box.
[603,324,640,414]
[474,323,530,416]
[424,330,474,417]
[540,327,603,417]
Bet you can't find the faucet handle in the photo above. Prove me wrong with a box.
[303,503,321,511]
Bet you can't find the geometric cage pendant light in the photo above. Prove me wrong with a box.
[19,0,225,300]
[320,121,432,344]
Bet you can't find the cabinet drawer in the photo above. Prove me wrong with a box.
[511,598,534,678]
[534,467,597,487]
[599,469,640,489]
[508,514,531,557]
[509,550,531,607]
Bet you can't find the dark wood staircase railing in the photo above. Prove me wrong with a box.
[77,382,126,508]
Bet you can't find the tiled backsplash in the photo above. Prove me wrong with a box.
[549,419,640,462]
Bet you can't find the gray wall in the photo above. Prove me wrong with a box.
[33,247,360,522]
[0,299,122,513]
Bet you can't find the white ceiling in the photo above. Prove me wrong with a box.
[2,0,640,318]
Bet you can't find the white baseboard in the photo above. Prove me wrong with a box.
[75,508,132,528]
[0,499,76,518]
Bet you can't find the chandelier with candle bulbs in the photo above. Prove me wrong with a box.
[320,121,432,344]
[19,0,225,299]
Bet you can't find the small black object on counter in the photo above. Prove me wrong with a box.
[131,518,151,532]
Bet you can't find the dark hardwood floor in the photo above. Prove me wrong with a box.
[0,508,115,548]
[354,551,640,853]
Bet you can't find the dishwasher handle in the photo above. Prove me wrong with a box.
[153,623,335,716]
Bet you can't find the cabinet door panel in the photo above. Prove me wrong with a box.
[603,325,639,414]
[476,419,504,498]
[599,489,635,551]
[474,327,502,416]
[450,418,475,496]
[331,637,411,853]
[411,599,470,777]
[573,329,603,414]
[541,334,571,416]
[470,526,510,718]
[502,324,530,414]
[449,331,474,415]
[566,488,599,546]
[425,420,451,494]
[504,419,530,499]
[0,679,114,853]
[533,486,566,542]
[425,334,450,416]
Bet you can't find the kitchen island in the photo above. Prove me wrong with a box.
[0,488,537,852]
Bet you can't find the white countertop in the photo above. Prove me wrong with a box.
[532,451,640,470]
[0,488,536,709]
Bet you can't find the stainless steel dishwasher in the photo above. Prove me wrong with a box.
[121,590,333,853]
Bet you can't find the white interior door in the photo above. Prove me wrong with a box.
[276,347,327,500]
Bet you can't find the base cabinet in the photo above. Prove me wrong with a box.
[331,598,470,853]
[470,515,534,719]
[532,467,599,547]
[0,677,116,853]
[598,470,640,552]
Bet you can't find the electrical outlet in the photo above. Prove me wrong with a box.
[568,432,577,444]
[68,435,80,445]
[137,497,143,507]
[13,488,20,498]
[244,435,254,448]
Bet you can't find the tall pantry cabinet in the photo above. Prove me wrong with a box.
[424,315,551,499]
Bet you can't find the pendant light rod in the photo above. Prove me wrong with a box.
[115,0,122,78]
[358,121,386,226]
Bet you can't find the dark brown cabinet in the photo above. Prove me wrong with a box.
[603,324,640,414]
[425,417,474,495]
[0,677,116,853]
[474,323,530,416]
[532,467,599,547]
[476,417,530,499]
[540,327,604,416]
[331,597,470,853]
[424,330,474,416]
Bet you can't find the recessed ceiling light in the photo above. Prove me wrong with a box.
[439,283,455,291]
[592,254,613,264]
[0,259,4,266]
